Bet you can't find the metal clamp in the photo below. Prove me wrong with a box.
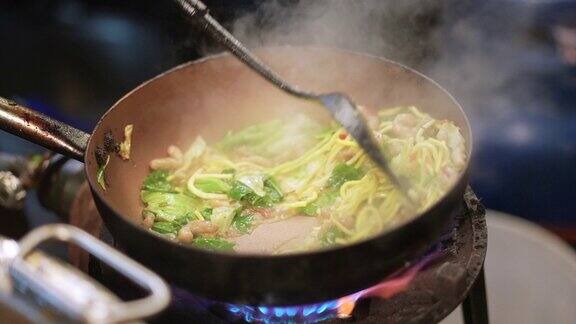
[10,224,170,323]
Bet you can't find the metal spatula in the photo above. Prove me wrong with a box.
[174,0,414,204]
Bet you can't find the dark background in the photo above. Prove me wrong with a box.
[1,0,575,240]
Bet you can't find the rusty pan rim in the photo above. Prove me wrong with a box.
[85,45,473,259]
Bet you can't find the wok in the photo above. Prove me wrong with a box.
[0,47,472,305]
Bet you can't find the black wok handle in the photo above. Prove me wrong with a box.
[0,96,89,162]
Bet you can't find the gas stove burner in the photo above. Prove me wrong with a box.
[226,300,340,323]
[169,287,353,323]
[191,295,343,323]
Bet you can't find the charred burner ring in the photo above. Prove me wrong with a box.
[69,184,488,324]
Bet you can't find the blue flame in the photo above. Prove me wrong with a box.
[225,299,341,323]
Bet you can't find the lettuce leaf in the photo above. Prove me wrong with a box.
[195,177,231,193]
[327,163,363,189]
[142,170,175,193]
[152,221,178,234]
[237,173,266,197]
[150,212,193,235]
[300,190,338,216]
[228,181,252,201]
[229,177,282,207]
[211,206,236,234]
[192,237,235,251]
[141,191,199,222]
[300,165,362,216]
[233,212,254,234]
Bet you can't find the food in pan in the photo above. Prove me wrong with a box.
[139,106,466,254]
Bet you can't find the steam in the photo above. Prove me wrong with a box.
[194,0,564,146]
[229,0,443,66]
[204,0,558,134]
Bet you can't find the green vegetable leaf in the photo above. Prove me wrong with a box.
[152,221,178,234]
[195,177,231,193]
[300,189,338,216]
[173,212,194,227]
[142,170,175,193]
[265,177,283,197]
[229,181,252,201]
[149,212,192,235]
[228,178,283,207]
[261,179,283,206]
[233,212,254,234]
[211,206,236,234]
[97,155,110,191]
[328,163,363,189]
[140,191,200,222]
[192,237,235,251]
[301,164,362,215]
[321,226,345,246]
[201,208,213,221]
[237,174,266,196]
